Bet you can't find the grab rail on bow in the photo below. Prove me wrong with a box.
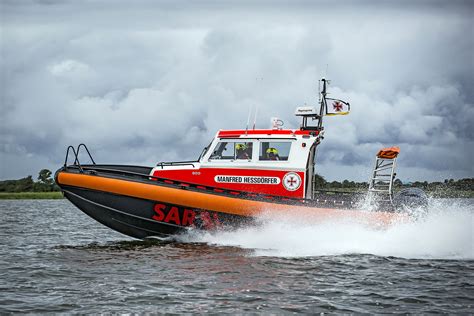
[64,143,96,172]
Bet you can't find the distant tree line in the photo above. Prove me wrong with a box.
[0,169,60,192]
[314,174,474,192]
[395,178,474,191]
[313,174,369,190]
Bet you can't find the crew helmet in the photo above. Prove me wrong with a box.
[266,147,278,155]
[235,143,247,151]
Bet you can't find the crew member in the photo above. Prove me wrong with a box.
[266,147,280,160]
[236,143,250,159]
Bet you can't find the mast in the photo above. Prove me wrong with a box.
[294,78,328,198]
[318,78,328,130]
[295,78,349,199]
[310,79,326,198]
[296,78,328,132]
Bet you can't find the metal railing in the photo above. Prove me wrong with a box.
[64,143,96,172]
[156,161,198,169]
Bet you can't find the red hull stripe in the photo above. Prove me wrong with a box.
[217,129,317,137]
[152,168,306,198]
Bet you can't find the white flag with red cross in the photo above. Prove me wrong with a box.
[325,98,350,116]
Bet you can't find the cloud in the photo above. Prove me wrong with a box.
[49,59,92,77]
[0,0,473,181]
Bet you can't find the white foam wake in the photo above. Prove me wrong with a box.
[180,199,473,260]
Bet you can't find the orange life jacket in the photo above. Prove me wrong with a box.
[377,146,400,159]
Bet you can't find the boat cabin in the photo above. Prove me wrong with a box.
[151,124,321,199]
[150,79,349,199]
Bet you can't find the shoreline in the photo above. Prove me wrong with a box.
[0,192,64,199]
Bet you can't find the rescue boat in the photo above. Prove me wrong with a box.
[55,79,427,239]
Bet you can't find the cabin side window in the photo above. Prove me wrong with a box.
[209,141,253,160]
[259,142,291,161]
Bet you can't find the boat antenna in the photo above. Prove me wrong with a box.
[245,105,252,135]
[252,106,258,130]
[251,76,263,130]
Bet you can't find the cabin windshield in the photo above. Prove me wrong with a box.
[210,141,253,160]
[198,139,213,161]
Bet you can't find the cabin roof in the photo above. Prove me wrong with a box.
[217,129,318,138]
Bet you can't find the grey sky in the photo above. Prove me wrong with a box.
[1,0,473,181]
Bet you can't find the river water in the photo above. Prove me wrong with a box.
[0,199,472,313]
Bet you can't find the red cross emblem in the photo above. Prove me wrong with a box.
[287,176,297,187]
[283,172,301,191]
[333,101,343,112]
